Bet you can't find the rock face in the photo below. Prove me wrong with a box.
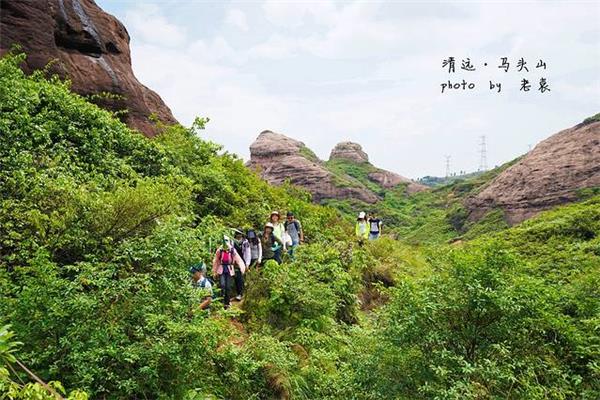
[248,131,379,203]
[0,0,177,136]
[330,142,369,163]
[466,119,600,225]
[367,170,426,194]
[249,131,425,204]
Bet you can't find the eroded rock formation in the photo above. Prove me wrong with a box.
[249,131,425,203]
[329,142,369,163]
[248,131,379,203]
[466,119,600,224]
[0,0,177,136]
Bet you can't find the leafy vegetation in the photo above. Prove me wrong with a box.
[1,52,598,399]
[325,159,383,195]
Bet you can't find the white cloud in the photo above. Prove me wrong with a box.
[262,0,337,28]
[225,9,248,31]
[248,34,300,59]
[114,0,600,177]
[123,4,186,47]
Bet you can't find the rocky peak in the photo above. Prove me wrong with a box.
[250,130,305,158]
[330,141,369,163]
[0,0,177,136]
[248,130,379,203]
[248,131,426,204]
[466,117,600,224]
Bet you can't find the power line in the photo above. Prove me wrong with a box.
[445,155,451,177]
[478,135,488,171]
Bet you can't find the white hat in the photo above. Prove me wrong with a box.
[270,211,280,216]
[358,211,366,219]
[265,222,274,229]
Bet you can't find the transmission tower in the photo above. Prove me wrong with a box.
[445,155,451,177]
[478,135,488,171]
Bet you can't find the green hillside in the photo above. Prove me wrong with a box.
[326,158,386,195]
[1,53,598,399]
[326,156,527,245]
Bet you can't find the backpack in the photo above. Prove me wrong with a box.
[284,220,301,233]
[219,248,235,265]
[369,219,381,233]
[193,276,213,289]
[234,241,243,257]
[199,277,211,289]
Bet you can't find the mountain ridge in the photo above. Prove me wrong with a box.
[248,130,427,204]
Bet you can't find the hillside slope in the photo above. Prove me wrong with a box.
[466,116,600,224]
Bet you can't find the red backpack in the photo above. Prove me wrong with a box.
[219,248,235,265]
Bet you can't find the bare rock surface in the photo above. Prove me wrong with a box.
[466,119,600,224]
[249,131,426,203]
[248,131,379,203]
[0,0,177,136]
[329,141,369,163]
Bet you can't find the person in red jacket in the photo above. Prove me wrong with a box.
[212,235,245,309]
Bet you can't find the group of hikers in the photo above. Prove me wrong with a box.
[189,211,304,310]
[355,211,383,243]
[189,209,382,310]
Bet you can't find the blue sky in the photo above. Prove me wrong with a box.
[97,0,600,178]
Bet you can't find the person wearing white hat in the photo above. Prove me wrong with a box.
[269,211,286,262]
[212,235,245,308]
[355,211,369,245]
[261,222,284,264]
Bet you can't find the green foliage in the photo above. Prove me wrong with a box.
[243,242,359,333]
[352,240,599,399]
[0,52,342,398]
[0,325,88,399]
[462,208,509,240]
[325,159,383,195]
[299,145,320,164]
[1,51,598,400]
[582,112,600,125]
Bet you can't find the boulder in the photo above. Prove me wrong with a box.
[329,141,369,163]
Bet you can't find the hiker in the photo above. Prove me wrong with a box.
[212,235,245,308]
[284,211,303,259]
[368,213,383,240]
[355,211,369,245]
[246,228,262,268]
[232,229,251,301]
[269,211,286,262]
[190,262,212,310]
[261,222,284,265]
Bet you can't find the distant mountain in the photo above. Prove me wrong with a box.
[247,131,426,204]
[417,171,485,188]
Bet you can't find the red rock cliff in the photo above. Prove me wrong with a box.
[466,118,600,224]
[0,0,177,136]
